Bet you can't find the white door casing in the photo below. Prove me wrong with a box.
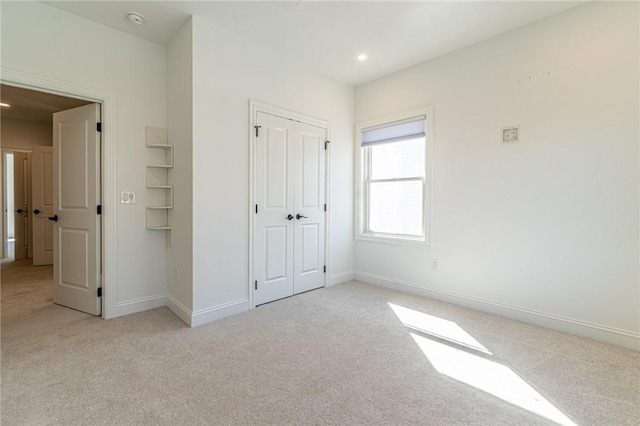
[53,103,102,316]
[253,109,327,306]
[13,152,31,260]
[32,146,54,265]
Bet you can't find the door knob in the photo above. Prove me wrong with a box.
[48,215,58,222]
[286,214,295,221]
[34,209,41,214]
[16,209,24,214]
[296,214,308,220]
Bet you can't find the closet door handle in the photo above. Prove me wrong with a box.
[34,209,41,215]
[286,214,295,221]
[48,215,58,222]
[296,214,308,220]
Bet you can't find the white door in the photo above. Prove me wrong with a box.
[254,113,296,305]
[31,146,54,265]
[293,122,326,294]
[52,103,101,316]
[13,152,31,260]
[254,111,326,306]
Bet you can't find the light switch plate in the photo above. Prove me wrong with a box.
[120,191,136,204]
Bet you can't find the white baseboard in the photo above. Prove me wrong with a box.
[166,295,193,326]
[191,298,249,327]
[329,271,355,286]
[114,294,166,318]
[354,271,640,351]
[164,295,250,328]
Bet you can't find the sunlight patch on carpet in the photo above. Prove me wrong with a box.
[388,303,491,354]
[389,303,577,426]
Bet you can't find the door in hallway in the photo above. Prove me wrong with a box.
[31,146,54,265]
[254,111,326,305]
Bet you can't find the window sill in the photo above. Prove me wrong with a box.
[356,233,430,248]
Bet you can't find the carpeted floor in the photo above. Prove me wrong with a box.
[1,259,639,425]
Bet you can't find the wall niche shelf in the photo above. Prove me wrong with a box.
[145,126,173,248]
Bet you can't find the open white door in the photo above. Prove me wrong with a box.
[52,103,101,316]
[13,152,31,260]
[254,111,327,306]
[32,146,54,265]
[254,112,296,305]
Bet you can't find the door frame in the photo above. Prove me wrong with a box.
[1,67,117,319]
[248,100,331,309]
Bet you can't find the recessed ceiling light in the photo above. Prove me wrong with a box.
[357,54,368,62]
[127,11,144,25]
[0,102,10,108]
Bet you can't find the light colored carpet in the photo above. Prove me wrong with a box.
[1,259,639,425]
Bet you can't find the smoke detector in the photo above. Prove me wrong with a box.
[127,11,144,25]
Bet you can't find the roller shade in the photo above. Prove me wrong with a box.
[361,115,426,146]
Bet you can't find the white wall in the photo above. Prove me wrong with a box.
[189,16,354,322]
[354,2,639,349]
[167,18,194,322]
[1,2,169,314]
[1,118,52,150]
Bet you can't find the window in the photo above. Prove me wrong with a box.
[356,108,432,245]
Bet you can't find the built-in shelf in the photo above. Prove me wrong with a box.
[145,126,173,248]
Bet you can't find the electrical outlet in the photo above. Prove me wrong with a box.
[502,126,519,144]
[431,259,439,270]
[120,191,136,204]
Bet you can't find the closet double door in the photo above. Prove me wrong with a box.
[254,111,326,306]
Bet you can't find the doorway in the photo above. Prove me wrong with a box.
[2,69,117,318]
[3,152,16,258]
[250,101,331,307]
[0,84,102,316]
[3,150,34,261]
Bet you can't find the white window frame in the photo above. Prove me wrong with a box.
[355,106,434,247]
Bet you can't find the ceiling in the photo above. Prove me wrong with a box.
[0,85,92,123]
[43,1,583,86]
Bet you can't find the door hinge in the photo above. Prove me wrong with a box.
[97,205,102,215]
[255,280,258,290]
[324,204,327,212]
[324,140,330,150]
[97,122,102,133]
[323,265,326,274]
[254,125,262,137]
[255,204,258,214]
[97,287,102,297]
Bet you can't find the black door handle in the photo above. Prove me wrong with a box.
[34,209,41,214]
[48,215,58,222]
[16,209,24,214]
[296,214,308,220]
[286,214,295,221]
